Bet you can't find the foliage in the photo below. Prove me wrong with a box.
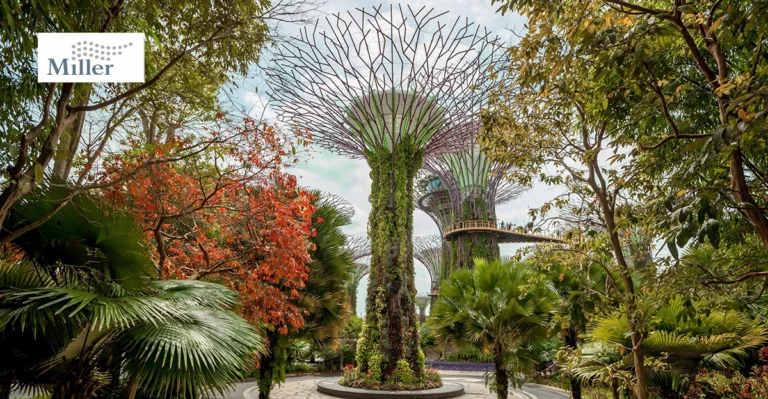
[686,366,768,398]
[358,142,424,380]
[0,0,273,231]
[0,185,262,399]
[442,346,493,363]
[482,0,768,396]
[339,364,442,391]
[284,362,322,375]
[257,190,353,398]
[430,258,557,399]
[101,120,315,333]
[561,297,768,398]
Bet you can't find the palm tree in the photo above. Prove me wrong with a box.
[257,191,353,399]
[430,258,557,399]
[415,294,430,324]
[539,252,609,399]
[0,184,263,399]
[572,296,768,399]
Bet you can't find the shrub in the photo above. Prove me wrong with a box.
[339,364,442,391]
[686,366,768,399]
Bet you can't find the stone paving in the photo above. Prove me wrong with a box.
[217,372,569,399]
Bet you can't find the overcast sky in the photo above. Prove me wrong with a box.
[239,0,562,316]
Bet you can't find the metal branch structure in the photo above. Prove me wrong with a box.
[414,294,430,324]
[347,257,371,314]
[421,122,559,269]
[413,171,454,235]
[344,235,371,261]
[413,235,443,295]
[318,191,355,220]
[267,4,505,377]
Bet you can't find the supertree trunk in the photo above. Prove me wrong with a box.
[349,284,358,314]
[454,233,500,269]
[358,143,424,379]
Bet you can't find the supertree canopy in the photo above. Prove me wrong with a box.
[319,192,356,220]
[422,122,560,269]
[346,257,370,314]
[267,4,505,378]
[344,235,371,262]
[413,235,444,310]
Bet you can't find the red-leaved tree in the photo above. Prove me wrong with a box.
[101,118,315,333]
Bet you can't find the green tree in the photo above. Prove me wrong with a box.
[0,0,272,232]
[0,184,263,399]
[565,297,768,398]
[524,247,610,399]
[482,0,768,395]
[429,259,557,399]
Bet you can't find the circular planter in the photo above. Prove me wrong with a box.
[316,379,464,399]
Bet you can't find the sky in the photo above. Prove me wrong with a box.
[239,0,562,316]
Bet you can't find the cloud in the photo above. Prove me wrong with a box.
[242,92,278,122]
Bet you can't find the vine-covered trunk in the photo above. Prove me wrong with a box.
[440,239,451,280]
[454,233,498,269]
[450,197,498,269]
[349,284,358,314]
[259,331,286,399]
[356,143,424,380]
[492,343,508,399]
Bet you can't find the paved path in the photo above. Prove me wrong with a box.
[214,372,569,399]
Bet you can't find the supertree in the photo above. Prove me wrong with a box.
[267,4,505,377]
[423,121,560,269]
[319,192,356,220]
[346,257,370,314]
[344,235,371,261]
[414,294,430,324]
[413,235,443,308]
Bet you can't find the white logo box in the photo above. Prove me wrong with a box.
[37,33,145,83]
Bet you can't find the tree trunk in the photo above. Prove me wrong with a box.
[492,343,508,399]
[570,376,582,399]
[0,83,76,228]
[611,378,620,399]
[729,148,768,250]
[53,85,92,180]
[126,371,140,399]
[258,333,280,399]
[564,327,582,399]
[588,159,648,399]
[357,143,423,379]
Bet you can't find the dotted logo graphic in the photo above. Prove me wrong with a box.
[38,33,145,83]
[70,41,133,62]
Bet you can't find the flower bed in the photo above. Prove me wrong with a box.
[339,361,443,391]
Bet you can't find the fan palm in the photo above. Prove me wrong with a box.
[0,184,263,399]
[429,258,557,399]
[575,296,768,398]
[543,253,609,399]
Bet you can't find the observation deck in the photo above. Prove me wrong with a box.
[442,220,563,244]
